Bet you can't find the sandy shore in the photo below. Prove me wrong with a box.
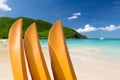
[0,39,120,80]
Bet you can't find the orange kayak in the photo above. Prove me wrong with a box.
[24,23,51,80]
[9,18,28,80]
[48,20,77,80]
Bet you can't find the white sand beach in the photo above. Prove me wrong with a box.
[0,39,120,80]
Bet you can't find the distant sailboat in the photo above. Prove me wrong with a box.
[100,34,104,40]
[100,36,104,40]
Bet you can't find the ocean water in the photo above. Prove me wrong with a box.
[40,38,120,61]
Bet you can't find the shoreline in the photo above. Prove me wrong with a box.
[0,39,120,80]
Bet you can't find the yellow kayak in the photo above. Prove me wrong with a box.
[24,23,51,80]
[48,20,77,80]
[9,18,28,80]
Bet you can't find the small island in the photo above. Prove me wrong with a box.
[0,17,87,39]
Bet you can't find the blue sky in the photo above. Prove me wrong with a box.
[0,0,120,38]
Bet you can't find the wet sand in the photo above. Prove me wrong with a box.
[0,39,120,80]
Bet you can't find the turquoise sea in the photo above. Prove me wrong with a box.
[40,38,120,61]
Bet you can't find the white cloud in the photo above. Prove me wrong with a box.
[68,12,81,20]
[76,24,96,32]
[68,15,78,20]
[0,0,12,11]
[102,24,120,31]
[73,12,81,16]
[76,24,120,33]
